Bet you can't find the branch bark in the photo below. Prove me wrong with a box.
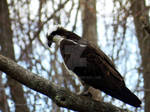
[0,54,127,112]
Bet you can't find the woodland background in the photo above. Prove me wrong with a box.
[0,0,150,112]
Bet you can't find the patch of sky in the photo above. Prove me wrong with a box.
[14,44,21,60]
[1,73,7,84]
[8,99,15,112]
[30,0,39,20]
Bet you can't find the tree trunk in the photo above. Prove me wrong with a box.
[81,0,98,44]
[130,0,150,111]
[0,0,29,112]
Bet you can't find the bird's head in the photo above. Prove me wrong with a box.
[47,27,81,47]
[47,27,70,47]
[47,29,65,47]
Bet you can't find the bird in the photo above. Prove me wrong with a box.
[47,27,141,107]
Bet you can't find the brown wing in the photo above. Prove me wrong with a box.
[79,39,124,82]
[95,48,123,81]
[78,39,117,69]
[86,44,125,87]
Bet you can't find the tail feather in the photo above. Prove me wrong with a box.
[109,87,141,107]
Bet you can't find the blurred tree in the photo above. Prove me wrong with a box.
[0,0,29,112]
[130,0,150,112]
[81,0,98,44]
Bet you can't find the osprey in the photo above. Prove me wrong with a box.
[47,27,141,107]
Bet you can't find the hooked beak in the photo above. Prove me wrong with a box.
[47,33,54,48]
[48,41,52,47]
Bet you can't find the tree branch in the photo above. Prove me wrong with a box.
[0,54,127,112]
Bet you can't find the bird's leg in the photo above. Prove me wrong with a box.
[77,81,92,97]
